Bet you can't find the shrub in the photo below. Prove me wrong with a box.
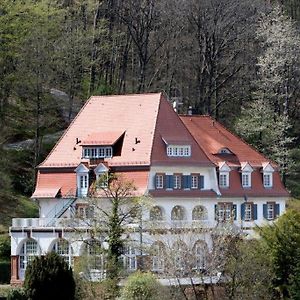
[120,271,163,300]
[24,252,75,300]
[0,260,10,283]
[6,288,26,300]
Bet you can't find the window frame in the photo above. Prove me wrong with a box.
[173,174,182,190]
[191,174,199,189]
[263,173,272,188]
[166,145,191,157]
[244,203,252,221]
[267,202,275,220]
[155,173,164,189]
[219,172,229,188]
[242,173,251,188]
[216,202,235,222]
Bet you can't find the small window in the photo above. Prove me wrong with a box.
[267,203,274,220]
[192,206,208,220]
[171,205,186,221]
[219,173,229,188]
[263,173,272,187]
[150,206,164,221]
[151,242,165,272]
[244,203,252,221]
[80,175,88,188]
[242,173,251,188]
[191,175,198,189]
[166,145,191,157]
[123,246,137,271]
[155,174,164,189]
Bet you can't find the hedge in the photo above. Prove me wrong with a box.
[0,260,10,284]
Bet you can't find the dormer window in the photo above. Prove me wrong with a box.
[242,173,250,187]
[241,162,253,188]
[218,148,232,154]
[75,163,89,198]
[262,162,274,188]
[83,146,113,159]
[263,173,272,187]
[218,162,231,188]
[219,173,229,188]
[167,145,191,157]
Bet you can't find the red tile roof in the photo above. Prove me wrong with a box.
[32,170,76,198]
[40,93,163,168]
[180,115,274,168]
[151,97,213,166]
[81,131,124,146]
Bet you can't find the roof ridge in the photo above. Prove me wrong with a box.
[90,92,162,99]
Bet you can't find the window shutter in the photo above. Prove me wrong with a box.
[214,205,218,220]
[183,175,191,189]
[187,175,191,188]
[154,174,158,189]
[233,204,237,220]
[166,175,173,189]
[275,204,280,218]
[163,174,166,189]
[263,204,267,219]
[241,203,245,220]
[253,204,258,220]
[199,175,204,189]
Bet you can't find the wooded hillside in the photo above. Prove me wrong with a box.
[0,0,299,226]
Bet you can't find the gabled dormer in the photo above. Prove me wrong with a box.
[262,162,275,188]
[218,162,231,188]
[162,138,191,157]
[75,163,89,198]
[218,147,232,154]
[94,163,109,187]
[240,162,253,188]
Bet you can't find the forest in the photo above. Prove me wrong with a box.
[0,0,299,244]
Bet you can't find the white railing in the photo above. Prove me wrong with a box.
[11,218,92,228]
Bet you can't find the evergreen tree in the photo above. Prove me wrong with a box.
[24,252,75,300]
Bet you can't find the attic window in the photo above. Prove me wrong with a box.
[167,145,191,157]
[219,148,231,154]
[83,147,113,159]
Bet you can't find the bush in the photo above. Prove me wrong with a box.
[120,271,163,300]
[7,288,26,300]
[0,260,10,283]
[0,235,10,260]
[24,252,75,300]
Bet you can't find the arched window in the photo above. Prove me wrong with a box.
[123,246,137,271]
[52,239,74,268]
[151,242,165,272]
[149,206,164,221]
[193,240,208,271]
[192,206,208,220]
[83,239,106,281]
[19,239,40,279]
[171,206,186,221]
[172,241,188,271]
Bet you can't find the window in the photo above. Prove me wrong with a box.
[242,173,251,188]
[19,239,39,273]
[267,203,274,220]
[192,206,208,220]
[155,174,164,189]
[151,242,165,272]
[171,205,186,221]
[244,203,252,221]
[166,145,191,157]
[173,174,182,189]
[216,203,236,221]
[191,175,198,189]
[52,239,73,267]
[83,146,113,159]
[149,206,164,221]
[123,246,137,271]
[219,173,229,188]
[263,173,272,187]
[173,241,188,271]
[80,175,88,189]
[193,241,207,271]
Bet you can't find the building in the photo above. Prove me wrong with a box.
[10,93,289,284]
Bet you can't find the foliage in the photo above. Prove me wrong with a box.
[0,235,10,260]
[224,239,274,300]
[6,288,26,300]
[257,209,300,298]
[119,271,163,300]
[24,252,75,300]
[0,260,10,284]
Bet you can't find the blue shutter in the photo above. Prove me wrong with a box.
[154,174,157,189]
[199,175,204,189]
[166,175,173,189]
[253,204,258,220]
[215,204,218,220]
[263,204,267,219]
[233,204,237,220]
[275,204,280,218]
[183,175,191,189]
[241,203,245,220]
